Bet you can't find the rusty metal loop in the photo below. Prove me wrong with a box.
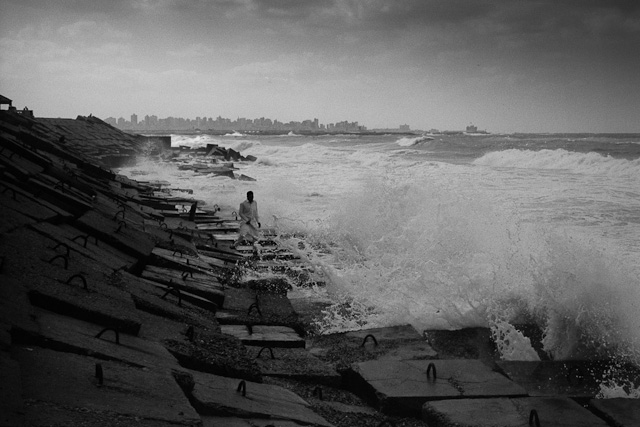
[161,286,182,307]
[2,186,18,201]
[52,242,71,257]
[65,273,88,290]
[71,234,89,248]
[237,380,247,397]
[114,209,125,220]
[160,222,168,230]
[426,362,437,380]
[256,347,275,360]
[529,409,541,427]
[95,363,104,385]
[312,386,323,401]
[115,221,127,233]
[247,302,262,317]
[361,334,378,347]
[48,254,69,269]
[173,249,183,257]
[186,325,195,342]
[95,328,120,345]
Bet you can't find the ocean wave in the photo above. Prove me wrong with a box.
[224,131,245,137]
[395,135,434,147]
[474,149,640,177]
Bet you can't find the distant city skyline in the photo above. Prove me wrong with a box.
[106,113,371,132]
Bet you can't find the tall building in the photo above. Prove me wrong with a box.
[131,113,138,127]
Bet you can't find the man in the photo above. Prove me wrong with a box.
[231,191,261,249]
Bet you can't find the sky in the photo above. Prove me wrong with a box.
[1,0,639,133]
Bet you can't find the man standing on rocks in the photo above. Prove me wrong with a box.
[231,190,261,249]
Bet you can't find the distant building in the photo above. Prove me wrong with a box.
[466,124,478,133]
[131,113,138,127]
[399,124,410,131]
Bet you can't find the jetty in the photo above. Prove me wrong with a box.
[1,101,639,426]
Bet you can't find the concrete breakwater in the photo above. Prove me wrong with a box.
[1,108,639,426]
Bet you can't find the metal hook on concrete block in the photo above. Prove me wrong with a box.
[361,334,378,347]
[95,328,120,345]
[2,186,18,201]
[72,234,89,248]
[186,325,195,342]
[48,254,69,269]
[52,242,71,257]
[232,211,237,220]
[173,249,183,257]
[95,363,104,385]
[181,271,193,280]
[237,380,247,397]
[426,362,437,380]
[115,221,127,233]
[529,409,541,427]
[312,386,323,400]
[160,222,168,230]
[256,347,275,360]
[161,286,182,307]
[247,302,262,317]
[114,209,125,220]
[65,273,88,290]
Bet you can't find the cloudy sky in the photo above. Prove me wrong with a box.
[1,0,639,133]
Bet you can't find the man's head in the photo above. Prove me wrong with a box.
[247,191,254,202]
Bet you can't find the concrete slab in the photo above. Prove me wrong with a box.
[30,221,137,271]
[590,398,640,427]
[221,324,305,348]
[246,346,341,386]
[188,369,333,426]
[218,288,302,332]
[26,176,93,216]
[140,280,221,313]
[14,347,201,426]
[306,325,438,375]
[422,397,610,427]
[126,274,221,329]
[75,209,156,259]
[497,360,606,397]
[347,359,528,416]
[13,308,178,369]
[0,351,24,427]
[202,417,305,426]
[141,265,225,306]
[1,181,63,222]
[152,247,213,271]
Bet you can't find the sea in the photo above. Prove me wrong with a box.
[117,132,640,396]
